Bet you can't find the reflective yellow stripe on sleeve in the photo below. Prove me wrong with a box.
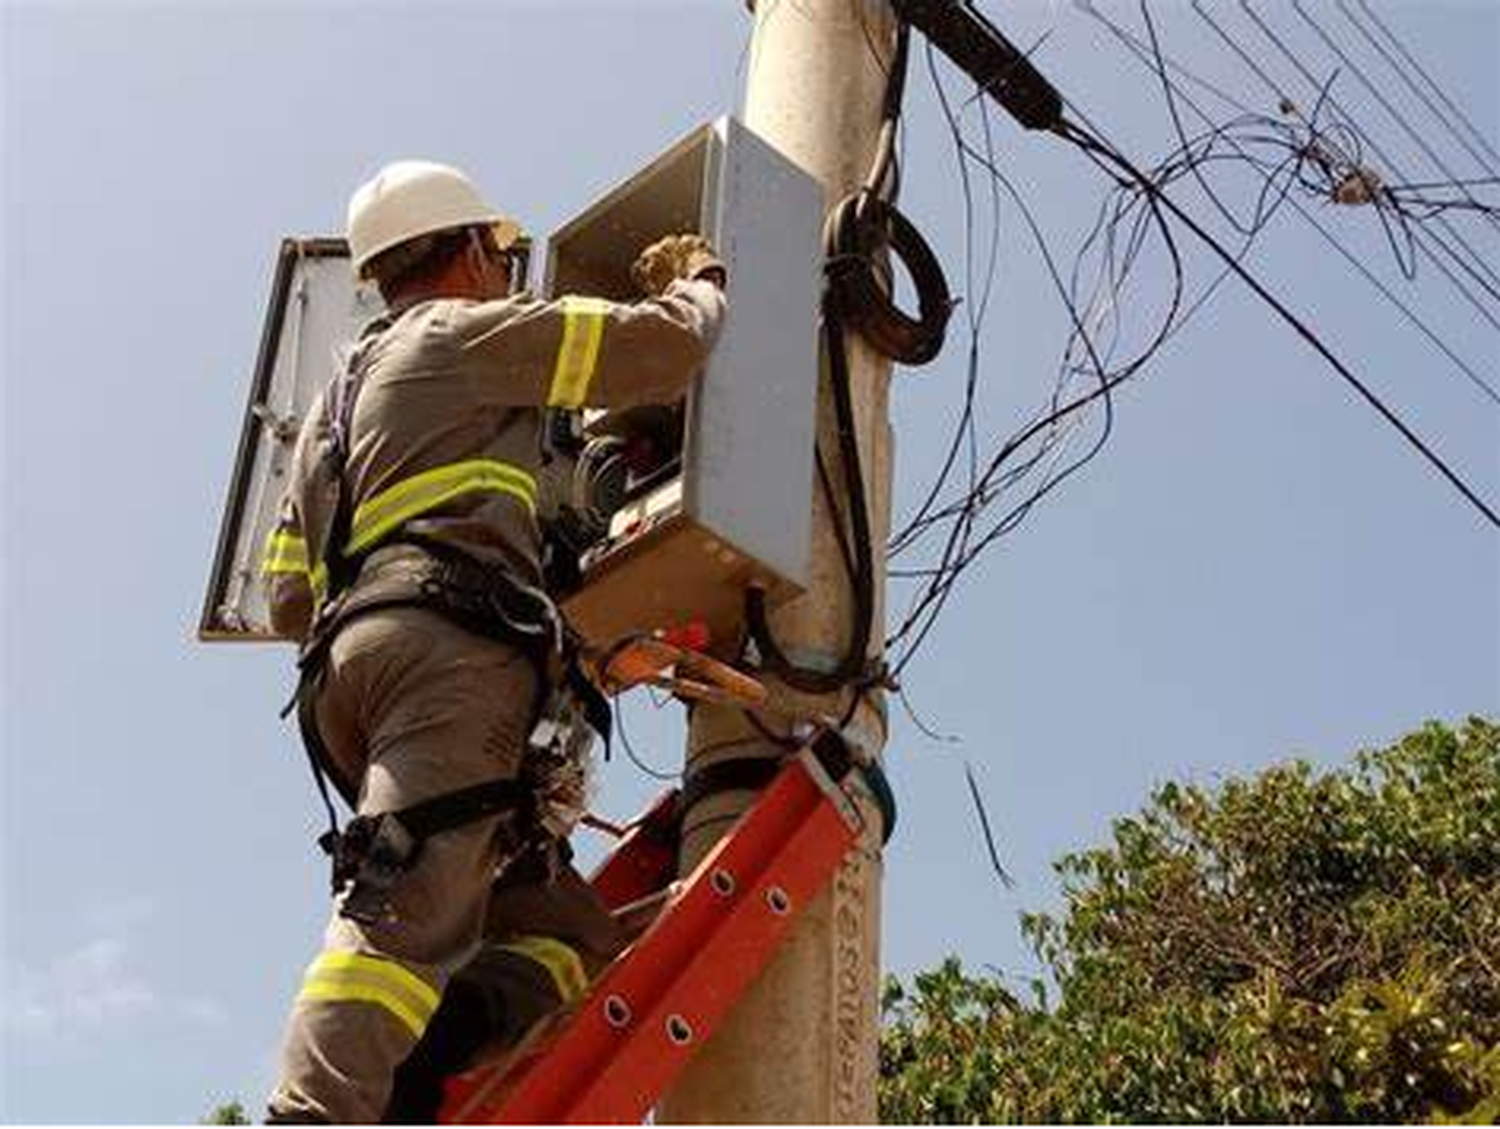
[346,458,539,556]
[496,934,589,1004]
[261,529,309,576]
[308,562,329,606]
[262,528,328,605]
[296,951,440,1040]
[547,296,610,409]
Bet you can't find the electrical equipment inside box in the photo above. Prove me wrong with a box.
[540,116,824,654]
[538,403,686,596]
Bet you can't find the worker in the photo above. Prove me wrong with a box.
[260,158,726,1123]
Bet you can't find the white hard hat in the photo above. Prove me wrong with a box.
[346,159,522,276]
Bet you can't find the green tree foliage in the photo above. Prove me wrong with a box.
[880,718,1500,1123]
[200,1100,249,1125]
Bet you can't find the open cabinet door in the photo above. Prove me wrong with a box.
[199,238,377,641]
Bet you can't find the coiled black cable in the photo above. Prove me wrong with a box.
[824,193,952,366]
[746,16,952,699]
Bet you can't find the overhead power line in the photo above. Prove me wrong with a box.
[1347,0,1500,177]
[1237,1,1500,298]
[884,0,1500,681]
[1058,110,1500,529]
[1289,0,1500,239]
[1075,0,1500,411]
[1189,1,1500,331]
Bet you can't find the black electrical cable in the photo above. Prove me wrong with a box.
[745,307,876,695]
[816,443,859,586]
[887,46,993,560]
[1081,0,1500,411]
[866,21,912,201]
[1190,0,1500,329]
[746,15,952,701]
[826,194,952,367]
[1237,2,1500,302]
[613,697,678,783]
[1289,0,1500,239]
[963,761,1014,888]
[1059,116,1500,530]
[856,0,1500,691]
[887,0,1498,735]
[888,44,1188,673]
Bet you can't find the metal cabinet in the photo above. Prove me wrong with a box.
[549,115,822,649]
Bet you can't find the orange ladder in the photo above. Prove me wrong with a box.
[438,734,866,1124]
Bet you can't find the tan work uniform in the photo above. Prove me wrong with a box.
[262,278,725,1124]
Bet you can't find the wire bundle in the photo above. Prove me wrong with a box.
[884,0,1500,684]
[747,21,953,706]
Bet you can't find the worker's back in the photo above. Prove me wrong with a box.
[340,296,548,590]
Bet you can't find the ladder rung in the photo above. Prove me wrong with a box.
[439,747,862,1124]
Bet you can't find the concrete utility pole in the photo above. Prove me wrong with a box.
[658,1,900,1122]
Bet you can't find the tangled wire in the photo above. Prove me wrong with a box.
[884,0,1500,684]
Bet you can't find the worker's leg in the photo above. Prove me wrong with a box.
[382,940,572,1124]
[387,845,627,1121]
[383,843,627,1123]
[267,609,538,1125]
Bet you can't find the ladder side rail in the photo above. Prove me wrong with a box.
[443,750,860,1124]
[560,781,858,1123]
[588,789,682,910]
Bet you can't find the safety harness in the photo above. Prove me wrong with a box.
[675,728,898,847]
[326,778,535,926]
[287,334,609,926]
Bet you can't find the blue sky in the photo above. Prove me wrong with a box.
[3,1,1495,1122]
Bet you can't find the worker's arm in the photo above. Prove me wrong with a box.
[259,398,326,641]
[261,504,315,641]
[448,274,726,410]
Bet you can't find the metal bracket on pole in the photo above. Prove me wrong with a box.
[891,0,1065,132]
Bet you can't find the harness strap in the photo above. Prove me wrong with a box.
[325,777,538,921]
[678,757,784,816]
[289,555,582,875]
[321,339,373,606]
[292,584,442,846]
[402,534,560,656]
[391,778,536,843]
[295,666,351,856]
[565,661,613,759]
[675,730,899,845]
[398,533,612,756]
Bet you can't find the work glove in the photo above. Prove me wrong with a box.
[631,233,726,296]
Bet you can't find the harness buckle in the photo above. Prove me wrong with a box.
[524,689,601,841]
[327,813,420,926]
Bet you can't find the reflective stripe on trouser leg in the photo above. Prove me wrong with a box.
[269,947,446,1124]
[495,934,590,1005]
[385,935,590,1123]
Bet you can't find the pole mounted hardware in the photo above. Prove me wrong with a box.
[892,0,1065,132]
[589,627,770,709]
[544,115,824,655]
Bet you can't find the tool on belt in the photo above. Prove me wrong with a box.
[325,778,536,926]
